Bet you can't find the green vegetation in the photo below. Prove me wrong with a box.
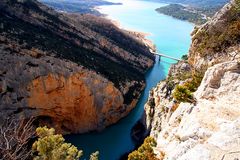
[173,85,193,103]
[32,127,98,160]
[156,4,207,25]
[153,0,228,8]
[128,137,158,160]
[181,54,188,60]
[173,71,203,103]
[192,1,240,57]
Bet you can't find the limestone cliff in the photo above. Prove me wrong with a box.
[143,0,240,159]
[189,0,240,69]
[0,0,154,133]
[145,61,240,159]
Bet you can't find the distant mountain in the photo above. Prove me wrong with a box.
[39,0,121,15]
[156,4,208,25]
[155,0,230,25]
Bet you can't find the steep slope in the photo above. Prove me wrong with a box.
[0,0,154,133]
[39,0,120,15]
[189,0,240,69]
[141,0,240,159]
[145,61,240,160]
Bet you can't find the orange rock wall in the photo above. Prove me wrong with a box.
[27,72,124,133]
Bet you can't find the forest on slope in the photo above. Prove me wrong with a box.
[39,0,121,15]
[155,0,230,24]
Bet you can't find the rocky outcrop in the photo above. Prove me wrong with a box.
[189,0,240,69]
[0,52,143,134]
[142,1,240,159]
[145,61,240,160]
[0,0,154,133]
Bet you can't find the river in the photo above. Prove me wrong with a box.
[65,0,194,159]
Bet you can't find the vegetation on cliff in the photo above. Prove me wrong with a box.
[128,137,159,160]
[191,0,240,58]
[173,71,203,103]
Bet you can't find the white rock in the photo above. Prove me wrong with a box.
[149,61,240,160]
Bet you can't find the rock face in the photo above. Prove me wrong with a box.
[143,0,240,159]
[0,0,154,133]
[189,0,240,69]
[0,52,140,134]
[145,61,240,160]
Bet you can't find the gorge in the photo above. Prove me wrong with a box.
[66,0,194,159]
[0,0,239,160]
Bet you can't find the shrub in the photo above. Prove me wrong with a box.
[128,137,158,160]
[0,118,35,160]
[181,54,188,60]
[173,70,203,103]
[173,85,193,103]
[32,126,98,160]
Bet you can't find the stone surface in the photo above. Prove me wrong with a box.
[188,0,240,70]
[0,52,144,134]
[144,61,240,160]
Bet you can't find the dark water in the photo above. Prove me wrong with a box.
[65,0,193,159]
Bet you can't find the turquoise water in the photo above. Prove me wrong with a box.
[66,0,193,159]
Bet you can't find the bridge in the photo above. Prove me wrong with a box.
[153,52,182,61]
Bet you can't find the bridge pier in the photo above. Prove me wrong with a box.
[158,55,161,61]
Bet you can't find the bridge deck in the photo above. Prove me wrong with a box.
[153,52,181,61]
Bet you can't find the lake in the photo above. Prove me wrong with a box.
[65,0,194,159]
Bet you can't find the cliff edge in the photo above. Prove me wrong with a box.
[143,0,240,159]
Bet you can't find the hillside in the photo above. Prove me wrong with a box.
[150,0,229,7]
[138,0,240,159]
[0,0,154,134]
[39,0,121,15]
[156,4,208,25]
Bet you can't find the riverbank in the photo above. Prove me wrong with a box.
[126,30,156,53]
[94,8,157,53]
[110,18,156,53]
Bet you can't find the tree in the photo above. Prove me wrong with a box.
[128,137,158,160]
[32,126,83,160]
[89,151,99,160]
[32,126,99,160]
[173,85,193,103]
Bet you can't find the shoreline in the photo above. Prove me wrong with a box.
[96,6,156,53]
[108,18,156,53]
